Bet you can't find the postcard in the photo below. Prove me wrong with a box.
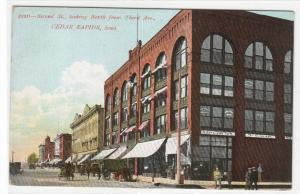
[8,3,294,193]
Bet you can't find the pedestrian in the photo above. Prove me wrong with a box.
[97,164,101,180]
[86,164,91,180]
[213,167,222,189]
[257,163,263,182]
[226,171,232,189]
[245,168,251,190]
[250,167,258,190]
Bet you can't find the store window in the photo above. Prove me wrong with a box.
[200,34,234,65]
[173,37,187,71]
[244,42,273,71]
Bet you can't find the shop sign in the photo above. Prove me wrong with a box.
[245,133,275,139]
[285,136,293,140]
[201,130,235,136]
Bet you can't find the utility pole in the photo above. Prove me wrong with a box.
[176,72,182,184]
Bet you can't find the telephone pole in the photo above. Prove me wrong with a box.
[11,151,15,163]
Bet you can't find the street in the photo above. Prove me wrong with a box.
[10,168,159,188]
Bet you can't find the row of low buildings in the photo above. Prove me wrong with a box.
[38,10,293,182]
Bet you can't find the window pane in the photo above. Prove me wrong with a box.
[199,136,210,146]
[245,110,253,132]
[245,79,253,99]
[201,49,210,62]
[212,75,222,95]
[212,147,226,158]
[255,80,264,100]
[212,107,222,128]
[245,44,253,56]
[213,35,223,49]
[255,42,264,56]
[212,49,222,64]
[255,56,263,70]
[265,59,273,71]
[284,62,291,74]
[225,40,233,53]
[225,76,234,97]
[200,106,210,127]
[266,82,274,101]
[202,36,211,49]
[224,108,234,129]
[255,111,264,132]
[266,47,272,59]
[266,112,274,133]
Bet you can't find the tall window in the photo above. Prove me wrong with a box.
[155,95,166,107]
[113,88,119,106]
[173,79,179,100]
[142,64,151,90]
[284,113,292,134]
[245,79,274,102]
[121,108,127,122]
[120,128,127,143]
[112,132,118,144]
[106,95,111,115]
[174,37,187,71]
[180,107,188,129]
[200,73,210,94]
[155,114,166,134]
[122,82,128,103]
[200,34,233,65]
[244,42,273,71]
[212,75,222,96]
[200,106,234,130]
[155,53,167,81]
[130,74,137,98]
[284,84,292,104]
[224,76,234,97]
[105,133,110,146]
[113,112,119,126]
[284,50,292,74]
[200,106,210,127]
[142,97,150,114]
[105,117,111,130]
[173,110,179,130]
[245,110,275,133]
[180,76,188,98]
[131,103,137,118]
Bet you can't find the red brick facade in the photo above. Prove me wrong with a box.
[103,10,293,181]
[44,136,55,161]
[59,133,72,161]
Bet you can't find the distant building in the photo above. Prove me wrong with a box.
[38,144,45,163]
[70,104,104,164]
[44,136,55,161]
[59,133,72,161]
[54,134,60,159]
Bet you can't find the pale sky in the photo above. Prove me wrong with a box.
[10,7,294,162]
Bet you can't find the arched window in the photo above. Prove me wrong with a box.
[155,53,167,81]
[200,34,233,65]
[284,50,292,74]
[121,81,128,102]
[173,37,187,71]
[105,95,111,115]
[113,88,119,107]
[244,42,273,71]
[142,64,151,90]
[130,74,137,98]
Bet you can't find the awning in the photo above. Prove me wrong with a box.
[120,128,127,135]
[138,120,149,131]
[65,156,72,163]
[154,87,167,97]
[91,148,117,161]
[141,96,151,104]
[76,153,85,163]
[106,146,127,160]
[141,69,151,78]
[54,158,62,164]
[152,62,167,74]
[71,154,78,162]
[78,154,91,164]
[165,134,190,155]
[125,125,136,133]
[122,138,166,159]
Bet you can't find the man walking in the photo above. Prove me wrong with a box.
[213,167,222,189]
[257,163,263,182]
[250,167,258,190]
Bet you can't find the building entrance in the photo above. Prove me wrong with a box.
[192,135,232,180]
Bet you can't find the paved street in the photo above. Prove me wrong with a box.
[10,168,159,188]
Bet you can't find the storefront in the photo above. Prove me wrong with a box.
[192,135,232,180]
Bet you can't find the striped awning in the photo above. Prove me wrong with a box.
[106,146,127,160]
[91,148,117,161]
[125,125,136,133]
[165,134,190,155]
[138,120,149,131]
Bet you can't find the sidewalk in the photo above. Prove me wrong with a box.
[133,175,292,189]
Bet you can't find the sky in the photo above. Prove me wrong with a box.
[10,7,294,162]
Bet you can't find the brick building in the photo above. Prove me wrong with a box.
[44,136,55,161]
[59,133,72,161]
[103,10,293,181]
